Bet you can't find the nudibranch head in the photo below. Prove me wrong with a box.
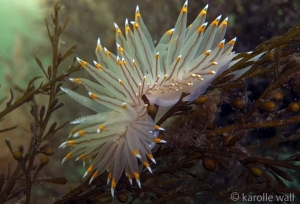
[60,0,236,197]
[60,83,166,196]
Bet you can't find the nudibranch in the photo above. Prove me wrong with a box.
[59,1,236,197]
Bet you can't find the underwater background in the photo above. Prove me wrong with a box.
[0,0,300,203]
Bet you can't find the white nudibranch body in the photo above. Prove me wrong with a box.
[59,1,236,197]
